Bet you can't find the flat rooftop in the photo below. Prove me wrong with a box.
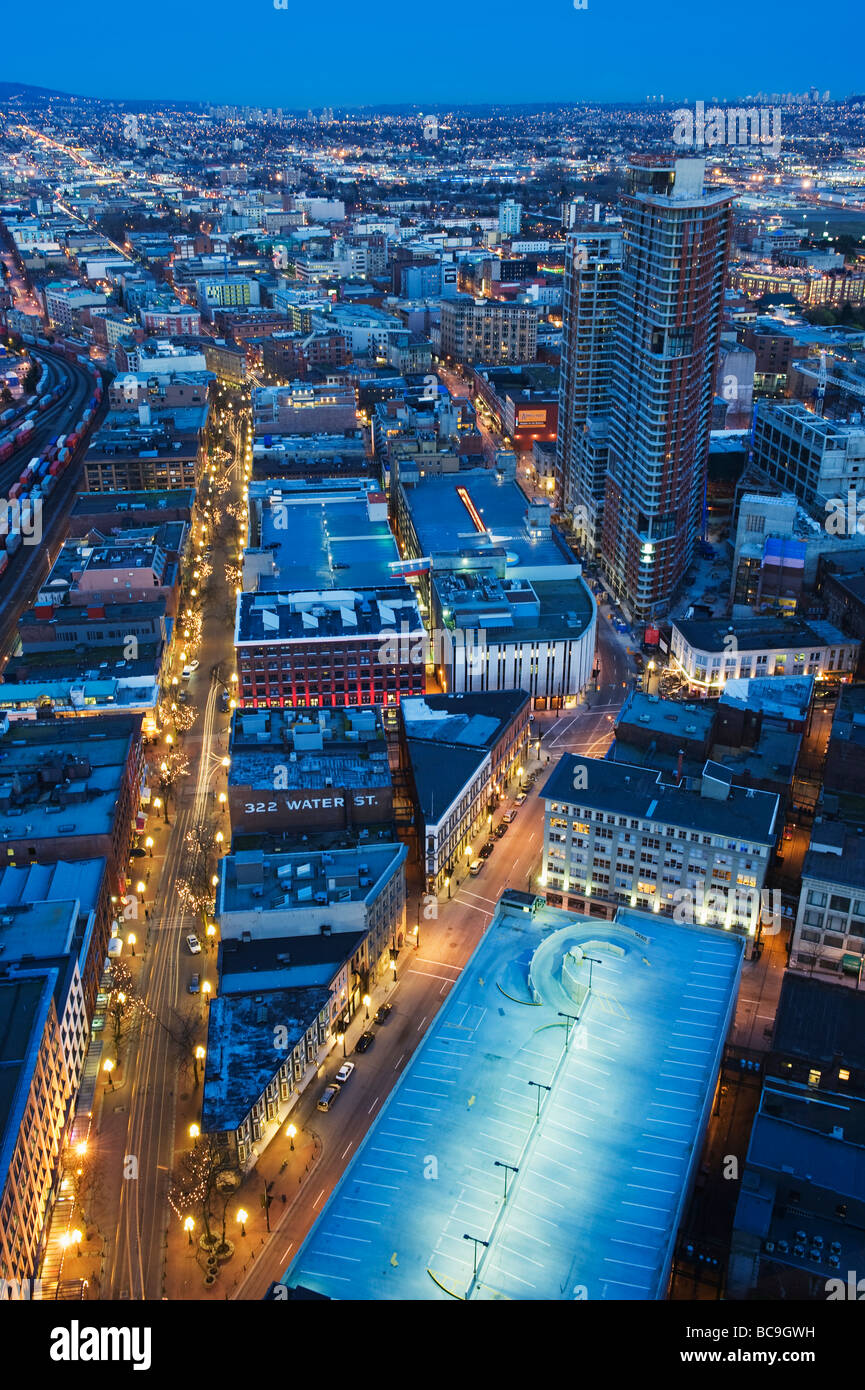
[229,707,390,794]
[404,470,572,572]
[202,985,332,1133]
[218,843,405,916]
[284,895,742,1300]
[541,754,779,845]
[251,490,399,592]
[673,615,853,654]
[236,588,423,645]
[402,691,529,748]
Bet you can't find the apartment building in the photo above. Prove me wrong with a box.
[541,754,779,933]
[439,296,538,365]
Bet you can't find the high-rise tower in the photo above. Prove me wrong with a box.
[559,157,734,620]
[602,156,734,620]
[557,209,622,554]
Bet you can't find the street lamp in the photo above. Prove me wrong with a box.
[236,1208,248,1238]
[463,1233,489,1279]
[390,948,397,982]
[202,980,212,1000]
[337,1030,346,1058]
[184,1216,195,1246]
[103,1058,115,1089]
[136,881,146,904]
[127,932,137,957]
[145,836,154,857]
[528,1079,552,1122]
[363,993,371,1019]
[219,792,227,813]
[215,831,224,850]
[286,1123,296,1150]
[493,1159,519,1200]
[189,1122,200,1139]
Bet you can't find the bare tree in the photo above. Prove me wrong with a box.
[170,1134,241,1253]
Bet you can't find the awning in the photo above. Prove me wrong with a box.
[842,953,862,977]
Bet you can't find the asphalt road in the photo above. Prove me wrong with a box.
[103,411,243,1299]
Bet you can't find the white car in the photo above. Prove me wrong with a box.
[182,660,199,678]
[186,935,202,955]
[335,1061,355,1085]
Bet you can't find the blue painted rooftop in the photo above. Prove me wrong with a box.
[283,895,743,1300]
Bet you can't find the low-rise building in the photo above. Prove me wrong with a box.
[228,705,392,836]
[541,754,779,934]
[790,820,865,981]
[234,586,426,710]
[402,691,530,892]
[670,616,858,693]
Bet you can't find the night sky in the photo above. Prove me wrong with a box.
[4,0,861,109]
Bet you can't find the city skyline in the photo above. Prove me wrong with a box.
[1,28,865,1346]
[1,0,861,109]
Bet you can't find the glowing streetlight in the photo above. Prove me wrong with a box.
[363,993,371,1019]
[103,1058,115,1089]
[145,836,154,857]
[189,1122,200,1139]
[184,1216,195,1245]
[202,980,212,997]
[286,1123,297,1150]
[127,932,136,957]
[236,1208,248,1237]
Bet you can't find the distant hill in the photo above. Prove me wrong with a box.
[0,80,74,102]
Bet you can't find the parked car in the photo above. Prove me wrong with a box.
[355,1031,374,1053]
[479,841,495,858]
[503,809,518,824]
[186,934,202,955]
[188,973,200,994]
[494,822,508,838]
[515,792,527,806]
[182,663,198,679]
[219,690,230,712]
[335,1061,355,1085]
[317,1085,340,1112]
[469,859,483,876]
[783,828,794,841]
[374,1002,392,1024]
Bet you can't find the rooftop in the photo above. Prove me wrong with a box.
[201,985,331,1132]
[248,485,399,592]
[403,469,573,573]
[673,615,853,654]
[235,587,423,645]
[541,754,779,844]
[229,706,390,794]
[218,842,405,917]
[283,894,742,1300]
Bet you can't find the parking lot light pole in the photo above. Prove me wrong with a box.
[463,1233,489,1279]
[558,1010,579,1041]
[493,1160,518,1201]
[528,1080,552,1122]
